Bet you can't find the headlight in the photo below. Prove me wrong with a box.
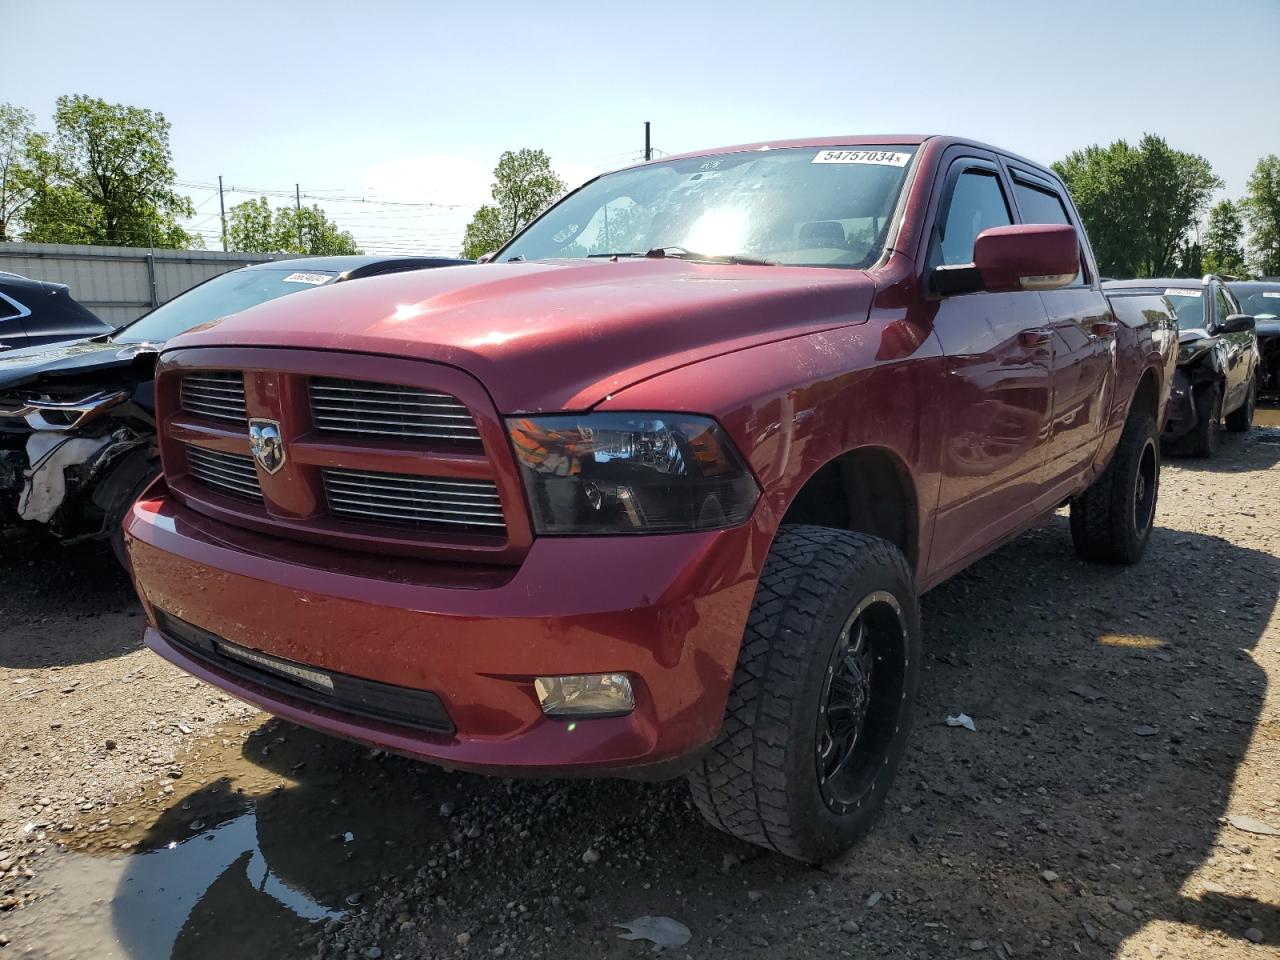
[1178,341,1211,363]
[507,413,759,534]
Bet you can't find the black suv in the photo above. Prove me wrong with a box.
[1228,280,1280,393]
[0,272,112,349]
[1104,276,1259,456]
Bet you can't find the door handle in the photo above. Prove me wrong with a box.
[1091,321,1117,339]
[1019,328,1052,347]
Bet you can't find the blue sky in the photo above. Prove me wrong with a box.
[3,0,1277,256]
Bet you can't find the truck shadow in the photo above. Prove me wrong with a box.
[1163,427,1280,473]
[0,539,142,668]
[105,513,1276,959]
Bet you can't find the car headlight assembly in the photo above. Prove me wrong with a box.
[507,413,760,534]
[1178,340,1211,363]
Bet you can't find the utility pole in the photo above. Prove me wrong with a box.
[218,175,227,252]
[295,183,304,250]
[644,121,652,162]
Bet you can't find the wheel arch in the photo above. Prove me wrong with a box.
[1129,364,1162,422]
[778,444,921,575]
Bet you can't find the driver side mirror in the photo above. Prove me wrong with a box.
[1219,313,1255,334]
[933,224,1079,296]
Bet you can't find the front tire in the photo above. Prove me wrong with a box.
[1225,377,1256,433]
[687,526,921,863]
[1189,382,1222,457]
[1069,409,1158,564]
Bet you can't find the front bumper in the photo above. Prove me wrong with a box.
[124,483,766,777]
[1161,366,1199,442]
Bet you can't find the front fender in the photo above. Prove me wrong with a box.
[595,320,943,578]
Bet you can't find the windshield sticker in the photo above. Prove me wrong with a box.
[1164,288,1201,297]
[812,150,911,167]
[282,272,333,285]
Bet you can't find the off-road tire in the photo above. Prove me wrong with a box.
[1225,377,1256,433]
[1069,409,1158,565]
[686,526,921,863]
[1189,382,1222,458]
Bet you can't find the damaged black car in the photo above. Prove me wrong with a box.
[1228,279,1280,394]
[1105,276,1260,457]
[0,254,470,562]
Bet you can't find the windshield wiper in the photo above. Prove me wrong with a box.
[585,247,775,265]
[644,246,775,266]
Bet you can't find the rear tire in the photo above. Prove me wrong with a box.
[1189,382,1222,458]
[1225,377,1255,433]
[686,526,921,863]
[1069,408,1158,565]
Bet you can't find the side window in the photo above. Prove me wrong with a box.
[1012,182,1070,225]
[0,292,25,323]
[936,168,1012,266]
[1012,179,1085,287]
[1214,286,1232,327]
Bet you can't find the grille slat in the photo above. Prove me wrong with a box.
[326,484,499,505]
[323,468,505,533]
[185,446,262,502]
[310,378,481,446]
[181,372,247,423]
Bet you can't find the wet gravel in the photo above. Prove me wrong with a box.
[1,413,1277,959]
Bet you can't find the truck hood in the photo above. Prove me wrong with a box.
[0,337,161,391]
[167,259,876,412]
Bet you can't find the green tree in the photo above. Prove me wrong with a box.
[1053,134,1222,278]
[226,197,275,252]
[1241,154,1280,276]
[21,95,195,248]
[0,104,45,242]
[227,197,360,255]
[461,149,566,259]
[461,205,505,261]
[279,204,361,255]
[1201,199,1249,277]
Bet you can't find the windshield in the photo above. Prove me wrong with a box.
[1160,289,1208,330]
[114,267,339,343]
[1231,287,1280,319]
[501,146,918,269]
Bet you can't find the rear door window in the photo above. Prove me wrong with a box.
[1012,178,1085,286]
[0,291,26,321]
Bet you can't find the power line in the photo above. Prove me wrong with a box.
[176,179,477,209]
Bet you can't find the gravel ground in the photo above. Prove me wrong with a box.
[0,416,1277,960]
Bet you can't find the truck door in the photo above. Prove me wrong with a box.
[926,155,1053,578]
[1006,167,1114,491]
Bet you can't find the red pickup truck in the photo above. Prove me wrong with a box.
[124,135,1176,862]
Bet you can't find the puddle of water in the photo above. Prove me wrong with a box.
[1255,402,1280,429]
[3,721,457,960]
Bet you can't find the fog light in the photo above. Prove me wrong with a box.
[534,674,634,717]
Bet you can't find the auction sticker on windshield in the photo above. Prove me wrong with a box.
[282,272,333,285]
[1165,288,1201,297]
[812,150,911,166]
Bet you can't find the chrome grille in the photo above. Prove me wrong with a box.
[181,372,247,423]
[185,445,262,502]
[323,468,504,533]
[309,378,481,446]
